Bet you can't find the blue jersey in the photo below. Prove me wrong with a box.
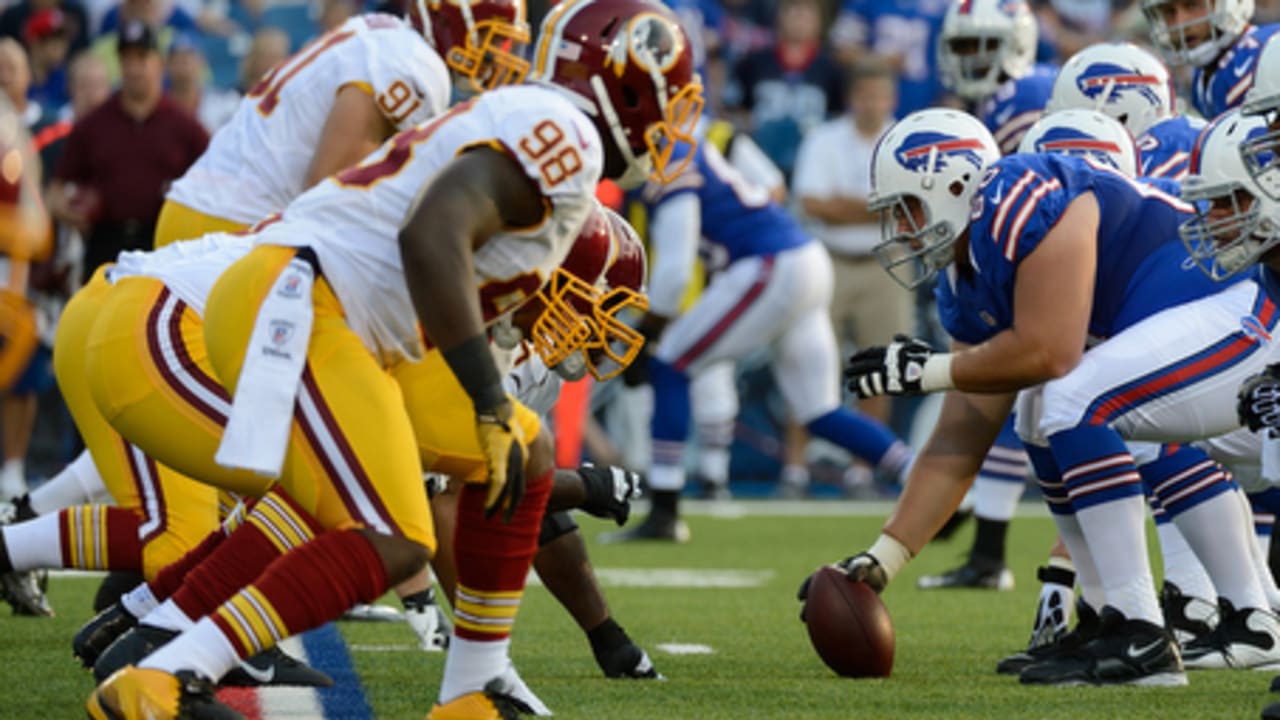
[1137,115,1206,181]
[1191,23,1280,118]
[936,154,1223,346]
[979,64,1058,155]
[833,0,949,116]
[643,141,809,263]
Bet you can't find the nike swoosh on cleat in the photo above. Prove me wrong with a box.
[1127,638,1165,659]
[239,661,275,684]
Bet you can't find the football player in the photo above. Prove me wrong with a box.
[813,108,1279,686]
[83,1,702,717]
[1142,0,1280,119]
[606,127,914,543]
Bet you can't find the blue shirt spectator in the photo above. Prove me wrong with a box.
[829,0,949,117]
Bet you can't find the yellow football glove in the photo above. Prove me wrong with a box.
[475,398,528,523]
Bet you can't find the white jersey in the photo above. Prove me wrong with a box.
[108,233,255,316]
[256,85,604,366]
[167,14,450,225]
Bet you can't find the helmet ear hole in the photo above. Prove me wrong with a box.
[949,179,965,197]
[621,84,640,109]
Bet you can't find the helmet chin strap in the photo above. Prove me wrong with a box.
[590,74,650,189]
[491,314,523,350]
[417,0,437,46]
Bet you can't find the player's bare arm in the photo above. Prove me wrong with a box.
[947,192,1099,392]
[302,84,397,188]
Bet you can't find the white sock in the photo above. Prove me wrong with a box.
[783,464,810,488]
[29,451,102,515]
[121,583,160,619]
[140,616,241,681]
[439,636,511,705]
[1171,490,1269,611]
[143,598,196,633]
[0,459,26,500]
[646,463,686,493]
[1076,495,1161,624]
[973,475,1025,522]
[2,512,62,570]
[1156,521,1216,603]
[697,446,730,487]
[1237,490,1280,610]
[1049,510,1104,611]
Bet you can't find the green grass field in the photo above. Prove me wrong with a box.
[1,506,1272,719]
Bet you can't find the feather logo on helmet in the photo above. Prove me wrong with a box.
[1076,62,1163,107]
[606,13,681,78]
[895,132,988,173]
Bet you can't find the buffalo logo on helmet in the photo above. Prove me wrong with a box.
[1032,127,1125,169]
[895,132,988,173]
[1075,62,1164,108]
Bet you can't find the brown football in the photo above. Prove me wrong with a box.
[803,565,895,677]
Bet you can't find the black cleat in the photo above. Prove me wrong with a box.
[222,646,334,687]
[94,624,178,683]
[1264,701,1280,720]
[596,642,663,679]
[1160,580,1219,648]
[597,510,689,544]
[1019,606,1186,686]
[74,602,139,668]
[996,597,1098,675]
[917,561,1013,591]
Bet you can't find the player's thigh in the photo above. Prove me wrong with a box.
[85,276,272,498]
[1041,280,1274,441]
[772,304,841,424]
[153,200,248,249]
[393,351,542,483]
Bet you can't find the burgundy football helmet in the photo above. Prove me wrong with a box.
[528,203,649,380]
[530,0,704,188]
[408,0,530,93]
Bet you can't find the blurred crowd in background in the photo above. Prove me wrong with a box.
[8,0,1280,499]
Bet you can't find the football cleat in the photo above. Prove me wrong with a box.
[427,678,537,720]
[917,561,1014,591]
[1161,580,1219,648]
[696,475,732,502]
[1,568,53,616]
[88,668,243,720]
[1181,601,1280,670]
[75,602,140,667]
[997,599,1098,675]
[596,641,663,679]
[1019,606,1186,687]
[94,624,178,682]
[1264,701,1280,720]
[597,510,689,544]
[405,594,451,652]
[221,646,334,688]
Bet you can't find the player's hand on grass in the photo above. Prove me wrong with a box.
[476,398,527,523]
[1238,364,1280,432]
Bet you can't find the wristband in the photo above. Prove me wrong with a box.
[869,533,913,582]
[441,334,506,414]
[920,353,955,392]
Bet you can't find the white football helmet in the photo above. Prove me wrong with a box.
[1018,109,1141,178]
[1241,35,1280,200]
[1045,42,1173,138]
[1180,110,1280,280]
[1141,0,1254,67]
[937,0,1038,101]
[869,109,1002,289]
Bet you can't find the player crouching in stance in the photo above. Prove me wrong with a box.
[82,1,701,718]
[801,106,1280,687]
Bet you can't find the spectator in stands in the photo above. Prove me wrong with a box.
[23,8,73,111]
[0,38,59,502]
[0,0,89,56]
[166,33,237,132]
[727,0,844,178]
[64,50,109,121]
[793,58,907,452]
[238,26,288,92]
[318,0,357,33]
[829,0,949,117]
[48,20,206,284]
[92,0,200,82]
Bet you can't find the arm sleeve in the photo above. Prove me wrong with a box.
[728,132,785,195]
[646,192,701,317]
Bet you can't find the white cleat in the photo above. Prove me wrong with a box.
[1182,604,1280,670]
[498,662,552,716]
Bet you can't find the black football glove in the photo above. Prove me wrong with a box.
[1239,364,1280,432]
[577,462,643,526]
[844,334,936,399]
[796,553,889,622]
